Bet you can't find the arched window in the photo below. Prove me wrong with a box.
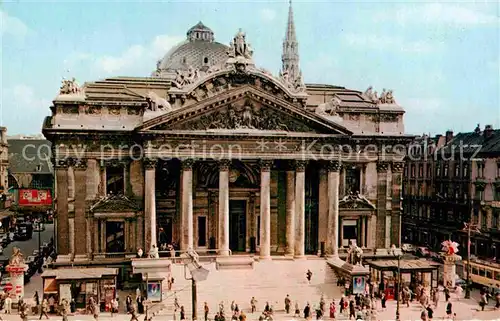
[204,57,209,64]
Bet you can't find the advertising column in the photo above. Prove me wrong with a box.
[5,247,28,304]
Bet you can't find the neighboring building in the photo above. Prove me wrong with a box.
[7,137,54,217]
[42,3,412,267]
[403,124,500,261]
[0,127,12,232]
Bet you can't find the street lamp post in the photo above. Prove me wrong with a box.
[463,221,480,299]
[392,249,401,321]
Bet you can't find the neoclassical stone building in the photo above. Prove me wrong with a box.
[43,3,411,264]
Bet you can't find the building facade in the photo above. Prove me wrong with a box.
[42,4,411,264]
[403,124,500,261]
[7,137,54,217]
[0,127,8,196]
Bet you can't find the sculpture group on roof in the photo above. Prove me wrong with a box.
[172,66,201,89]
[279,70,306,93]
[59,77,83,95]
[363,86,396,104]
[228,29,253,59]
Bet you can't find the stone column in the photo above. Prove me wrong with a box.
[391,162,404,247]
[55,160,70,259]
[326,160,341,257]
[376,161,389,249]
[294,161,307,258]
[99,164,107,197]
[68,166,75,199]
[73,159,88,261]
[259,160,273,259]
[360,217,366,247]
[181,159,194,251]
[144,158,157,251]
[285,169,296,257]
[218,160,231,256]
[86,159,99,200]
[318,168,328,256]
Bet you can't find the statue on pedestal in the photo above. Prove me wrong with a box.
[440,240,461,289]
[9,247,24,266]
[346,242,363,265]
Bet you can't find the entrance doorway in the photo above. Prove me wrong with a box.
[229,200,246,252]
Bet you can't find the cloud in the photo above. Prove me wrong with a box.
[373,3,499,27]
[1,84,50,134]
[260,9,276,22]
[342,34,438,54]
[0,10,29,38]
[65,34,184,75]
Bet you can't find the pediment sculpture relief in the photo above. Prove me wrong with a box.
[339,191,376,210]
[172,66,201,89]
[169,101,312,132]
[146,91,172,112]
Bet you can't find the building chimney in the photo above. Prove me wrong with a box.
[484,124,494,138]
[445,130,453,143]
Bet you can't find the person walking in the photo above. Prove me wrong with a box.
[39,298,49,319]
[444,288,450,302]
[446,301,452,317]
[129,305,139,321]
[349,300,355,320]
[4,295,11,314]
[60,299,69,321]
[294,302,300,317]
[306,270,313,283]
[70,299,76,313]
[329,300,336,319]
[426,305,434,320]
[303,302,311,319]
[34,291,40,315]
[204,302,210,321]
[250,297,257,313]
[479,292,488,311]
[284,295,291,314]
[339,297,345,314]
[180,306,186,320]
[381,293,387,310]
[126,295,133,313]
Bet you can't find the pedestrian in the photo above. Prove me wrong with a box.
[381,293,387,310]
[4,295,11,314]
[315,306,323,320]
[34,291,40,314]
[446,301,452,317]
[129,305,139,321]
[319,294,325,313]
[137,294,145,314]
[231,301,236,313]
[426,305,434,320]
[18,298,28,321]
[48,295,56,313]
[294,302,300,317]
[60,299,69,321]
[180,306,186,320]
[111,298,118,316]
[420,309,427,321]
[70,298,76,313]
[455,285,463,300]
[479,292,488,311]
[306,270,312,283]
[284,295,291,314]
[126,295,133,313]
[444,288,450,302]
[339,297,345,314]
[303,302,310,319]
[264,302,270,313]
[250,297,257,313]
[349,300,355,320]
[495,291,500,310]
[329,300,336,319]
[204,302,210,321]
[40,298,49,319]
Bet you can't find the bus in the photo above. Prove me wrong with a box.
[460,258,500,290]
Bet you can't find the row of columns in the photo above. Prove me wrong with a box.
[142,158,343,258]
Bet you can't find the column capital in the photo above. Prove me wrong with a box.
[294,160,307,172]
[181,159,194,171]
[218,159,231,171]
[327,160,341,172]
[392,161,405,173]
[144,158,157,170]
[54,159,70,169]
[259,159,273,172]
[377,161,390,173]
[73,158,88,170]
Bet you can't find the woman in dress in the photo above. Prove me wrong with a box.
[329,300,336,319]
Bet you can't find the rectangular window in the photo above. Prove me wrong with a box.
[419,165,423,177]
[493,210,499,229]
[486,270,493,279]
[463,163,468,177]
[455,163,460,177]
[472,267,478,275]
[426,165,432,178]
[345,167,361,194]
[197,216,207,247]
[495,187,500,201]
[481,211,487,228]
[479,269,486,277]
[411,165,416,177]
[106,166,124,195]
[497,162,500,177]
[475,188,483,201]
[444,164,449,176]
[477,162,484,178]
[436,164,441,177]
[495,272,500,281]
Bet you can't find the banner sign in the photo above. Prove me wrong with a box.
[18,189,52,206]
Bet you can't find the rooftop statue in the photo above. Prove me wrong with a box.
[228,29,253,59]
[59,77,83,95]
[172,66,201,89]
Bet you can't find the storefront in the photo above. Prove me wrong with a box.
[366,259,440,300]
[41,268,118,311]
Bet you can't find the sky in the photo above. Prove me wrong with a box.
[1,0,499,136]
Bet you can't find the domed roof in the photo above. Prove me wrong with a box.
[156,22,230,74]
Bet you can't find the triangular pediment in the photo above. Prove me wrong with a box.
[138,86,351,135]
[339,193,376,210]
[90,195,140,213]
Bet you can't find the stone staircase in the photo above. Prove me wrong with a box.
[157,257,343,319]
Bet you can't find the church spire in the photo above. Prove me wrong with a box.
[281,0,301,85]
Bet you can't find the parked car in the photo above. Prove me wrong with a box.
[416,247,431,257]
[402,244,416,253]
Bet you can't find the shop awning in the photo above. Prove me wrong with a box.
[365,259,440,272]
[41,267,118,280]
